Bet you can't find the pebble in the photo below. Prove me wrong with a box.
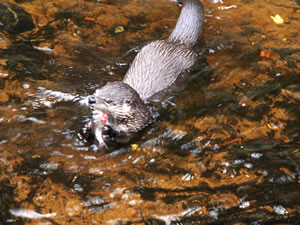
[66,199,82,216]
[0,91,9,104]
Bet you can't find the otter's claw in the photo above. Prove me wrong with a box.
[102,125,120,143]
[78,122,93,141]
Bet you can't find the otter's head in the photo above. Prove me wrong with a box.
[88,81,151,134]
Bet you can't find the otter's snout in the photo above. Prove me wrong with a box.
[88,96,96,104]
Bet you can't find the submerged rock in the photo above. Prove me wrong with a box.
[282,85,300,102]
[0,2,35,34]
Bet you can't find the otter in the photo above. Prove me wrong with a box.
[79,0,204,148]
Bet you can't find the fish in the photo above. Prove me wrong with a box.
[91,110,108,149]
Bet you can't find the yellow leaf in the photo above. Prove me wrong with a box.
[271,15,284,24]
[131,144,138,151]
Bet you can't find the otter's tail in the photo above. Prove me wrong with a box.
[168,0,204,47]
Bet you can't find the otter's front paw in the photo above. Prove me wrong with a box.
[102,125,120,143]
[78,122,93,141]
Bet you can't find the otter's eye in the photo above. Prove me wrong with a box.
[103,99,112,104]
[125,99,132,104]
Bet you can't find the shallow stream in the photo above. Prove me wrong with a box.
[0,0,299,224]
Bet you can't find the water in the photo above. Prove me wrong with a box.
[0,0,299,224]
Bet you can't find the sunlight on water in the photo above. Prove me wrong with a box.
[0,0,299,224]
[10,209,56,219]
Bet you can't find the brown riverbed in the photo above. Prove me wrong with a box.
[0,0,299,224]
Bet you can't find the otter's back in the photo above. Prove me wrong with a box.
[123,40,196,101]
